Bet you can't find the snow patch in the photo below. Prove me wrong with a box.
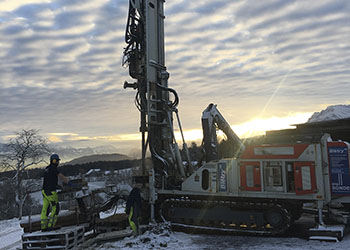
[99,206,126,219]
[91,223,194,250]
[1,218,350,250]
[0,218,23,249]
[307,105,350,123]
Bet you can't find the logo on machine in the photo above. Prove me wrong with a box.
[328,144,350,195]
[329,148,346,154]
[218,163,227,192]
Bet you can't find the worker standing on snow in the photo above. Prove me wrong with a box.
[41,154,69,231]
[126,184,142,236]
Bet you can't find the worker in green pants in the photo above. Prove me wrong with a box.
[41,190,59,230]
[126,185,142,236]
[41,154,69,231]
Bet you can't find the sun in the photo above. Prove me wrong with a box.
[232,113,313,138]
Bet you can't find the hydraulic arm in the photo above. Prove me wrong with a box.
[202,103,245,162]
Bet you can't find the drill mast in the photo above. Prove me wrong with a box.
[123,0,186,187]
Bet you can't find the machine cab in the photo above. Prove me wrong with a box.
[239,144,318,196]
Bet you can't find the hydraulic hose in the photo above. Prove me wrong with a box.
[156,83,179,109]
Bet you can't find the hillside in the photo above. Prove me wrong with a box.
[53,145,120,163]
[62,153,131,165]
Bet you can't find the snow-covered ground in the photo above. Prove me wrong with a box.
[0,218,23,250]
[3,180,349,249]
[1,216,350,250]
[91,231,350,250]
[87,219,350,250]
[88,181,106,191]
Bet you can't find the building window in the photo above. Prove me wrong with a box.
[246,165,255,188]
[263,161,283,191]
[202,169,209,190]
[286,162,295,192]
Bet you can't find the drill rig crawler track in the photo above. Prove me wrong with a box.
[159,196,293,236]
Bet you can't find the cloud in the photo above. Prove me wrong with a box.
[0,0,349,150]
[1,0,52,12]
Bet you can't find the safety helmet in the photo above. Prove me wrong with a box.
[50,154,60,164]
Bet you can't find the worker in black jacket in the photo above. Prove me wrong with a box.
[126,185,142,235]
[41,154,69,231]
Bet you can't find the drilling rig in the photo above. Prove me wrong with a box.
[122,0,190,220]
[123,0,350,241]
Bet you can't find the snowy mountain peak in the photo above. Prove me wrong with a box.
[307,105,350,123]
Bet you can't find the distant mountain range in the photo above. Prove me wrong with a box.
[307,105,350,123]
[0,143,130,165]
[63,153,131,165]
[52,145,121,163]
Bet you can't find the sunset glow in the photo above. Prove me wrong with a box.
[46,112,312,146]
[232,112,313,138]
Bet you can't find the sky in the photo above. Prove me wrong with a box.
[0,0,349,155]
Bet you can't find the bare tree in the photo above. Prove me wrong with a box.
[1,129,49,219]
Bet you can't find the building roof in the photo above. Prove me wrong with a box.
[265,118,350,144]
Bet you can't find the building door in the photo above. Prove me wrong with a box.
[294,162,316,195]
[240,162,261,191]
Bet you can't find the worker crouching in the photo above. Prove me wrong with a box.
[126,184,142,236]
[40,154,70,231]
